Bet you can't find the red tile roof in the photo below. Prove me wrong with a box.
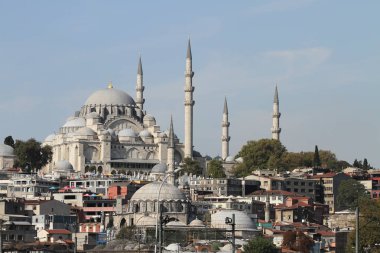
[46,229,72,235]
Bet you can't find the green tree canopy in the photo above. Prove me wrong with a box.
[346,198,380,253]
[4,136,15,148]
[207,159,226,178]
[336,178,369,211]
[181,157,203,176]
[232,139,287,177]
[14,138,52,172]
[243,236,277,253]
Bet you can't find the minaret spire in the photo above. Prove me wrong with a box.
[271,85,281,140]
[184,38,195,158]
[136,55,145,113]
[167,115,175,185]
[222,97,230,160]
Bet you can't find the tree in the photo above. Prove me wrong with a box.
[346,198,380,253]
[207,159,226,178]
[243,236,277,253]
[336,178,369,211]
[282,231,314,253]
[313,145,321,167]
[4,136,15,148]
[14,138,52,172]
[353,159,361,168]
[181,157,203,176]
[363,158,368,170]
[116,225,136,239]
[232,139,287,177]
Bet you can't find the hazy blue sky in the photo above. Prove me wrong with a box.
[0,0,379,167]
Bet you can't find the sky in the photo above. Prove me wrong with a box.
[0,0,379,167]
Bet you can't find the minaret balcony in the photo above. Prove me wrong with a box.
[272,112,281,117]
[184,100,195,106]
[222,122,230,127]
[222,136,231,141]
[184,87,195,92]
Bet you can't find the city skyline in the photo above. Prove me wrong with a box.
[0,1,379,167]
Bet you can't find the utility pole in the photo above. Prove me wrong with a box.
[225,214,236,253]
[356,206,359,253]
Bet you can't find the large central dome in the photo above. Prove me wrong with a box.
[84,87,136,106]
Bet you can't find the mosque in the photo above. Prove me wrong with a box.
[41,40,282,177]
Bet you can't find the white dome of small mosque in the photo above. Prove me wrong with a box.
[0,144,14,156]
[151,163,167,174]
[62,117,86,128]
[225,156,235,162]
[118,128,137,138]
[85,112,100,119]
[218,244,234,252]
[131,181,186,202]
[73,127,97,136]
[189,217,205,227]
[55,160,74,172]
[139,129,152,138]
[84,86,136,106]
[44,134,56,142]
[211,210,255,230]
[165,244,181,252]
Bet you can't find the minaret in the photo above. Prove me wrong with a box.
[167,116,175,185]
[136,56,145,115]
[221,97,230,160]
[265,194,270,222]
[184,39,194,158]
[271,85,281,141]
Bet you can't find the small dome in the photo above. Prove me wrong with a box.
[139,130,152,138]
[84,87,136,106]
[225,156,235,162]
[62,117,86,128]
[118,128,137,138]
[218,244,234,252]
[0,144,14,156]
[143,114,155,121]
[235,157,244,163]
[136,216,156,226]
[131,181,186,201]
[211,210,255,230]
[166,220,187,227]
[44,134,56,142]
[151,163,167,174]
[74,127,97,136]
[55,160,74,172]
[86,112,100,119]
[189,218,204,227]
[158,132,167,138]
[165,244,181,252]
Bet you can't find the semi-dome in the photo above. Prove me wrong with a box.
[131,181,186,201]
[44,134,56,142]
[74,127,97,136]
[151,163,167,174]
[139,130,152,138]
[118,128,137,137]
[0,144,14,156]
[189,218,204,227]
[84,87,136,106]
[62,117,86,128]
[55,160,74,172]
[211,210,255,230]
